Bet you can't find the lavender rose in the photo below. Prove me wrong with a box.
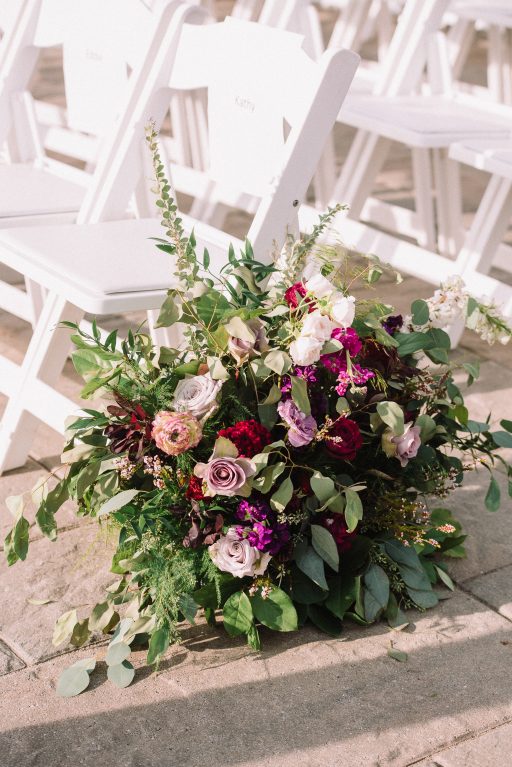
[382,423,422,467]
[172,373,222,422]
[277,398,317,448]
[194,454,256,497]
[152,411,202,456]
[209,527,271,578]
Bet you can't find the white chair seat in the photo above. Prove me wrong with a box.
[339,94,512,147]
[449,138,512,178]
[0,164,86,219]
[0,216,242,314]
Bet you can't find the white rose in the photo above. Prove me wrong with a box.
[172,373,222,422]
[305,273,336,299]
[301,309,335,341]
[331,295,356,328]
[209,528,271,578]
[289,336,324,366]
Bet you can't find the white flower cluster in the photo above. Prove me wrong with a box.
[426,275,468,329]
[289,274,356,367]
[406,275,511,347]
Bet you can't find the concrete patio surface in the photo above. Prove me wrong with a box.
[1,4,512,766]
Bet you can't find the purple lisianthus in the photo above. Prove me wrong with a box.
[383,314,403,335]
[277,398,317,448]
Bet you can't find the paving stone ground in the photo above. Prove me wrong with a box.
[1,6,512,766]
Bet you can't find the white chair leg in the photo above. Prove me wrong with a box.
[25,277,46,326]
[331,132,393,219]
[0,292,83,473]
[411,147,436,250]
[432,148,463,258]
[456,175,512,275]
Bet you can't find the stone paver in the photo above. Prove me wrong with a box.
[0,640,24,676]
[438,469,512,583]
[416,721,512,766]
[0,591,511,767]
[0,526,115,663]
[463,564,512,623]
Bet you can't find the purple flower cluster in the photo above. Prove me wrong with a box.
[331,327,362,356]
[321,328,363,375]
[335,362,375,396]
[382,314,403,335]
[281,365,317,393]
[235,499,290,555]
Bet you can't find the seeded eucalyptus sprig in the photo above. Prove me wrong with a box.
[145,122,197,289]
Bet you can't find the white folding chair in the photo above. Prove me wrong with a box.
[0,15,359,474]
[0,0,186,327]
[325,0,512,259]
[449,138,512,305]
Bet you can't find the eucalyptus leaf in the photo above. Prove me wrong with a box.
[147,626,170,665]
[376,401,404,435]
[310,473,335,506]
[290,376,311,416]
[387,647,408,662]
[363,564,389,622]
[98,489,140,517]
[57,664,92,697]
[270,476,293,514]
[107,660,135,688]
[106,641,131,666]
[53,609,78,646]
[223,591,254,637]
[264,349,292,375]
[485,475,501,512]
[251,587,298,632]
[344,488,363,533]
[311,525,339,572]
[295,544,328,591]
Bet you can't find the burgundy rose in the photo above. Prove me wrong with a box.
[318,513,355,551]
[325,418,363,460]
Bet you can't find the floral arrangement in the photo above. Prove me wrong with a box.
[5,130,512,696]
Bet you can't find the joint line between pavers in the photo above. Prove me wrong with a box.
[405,714,512,766]
[455,582,512,625]
[0,633,33,667]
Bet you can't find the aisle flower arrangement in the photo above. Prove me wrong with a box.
[5,130,512,695]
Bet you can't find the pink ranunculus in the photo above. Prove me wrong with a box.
[194,455,256,497]
[391,423,422,467]
[209,527,271,578]
[152,411,202,456]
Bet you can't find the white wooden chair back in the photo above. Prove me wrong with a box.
[0,0,171,168]
[80,17,360,262]
[371,0,450,97]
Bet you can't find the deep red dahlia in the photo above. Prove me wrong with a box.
[218,419,272,458]
[325,417,363,461]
